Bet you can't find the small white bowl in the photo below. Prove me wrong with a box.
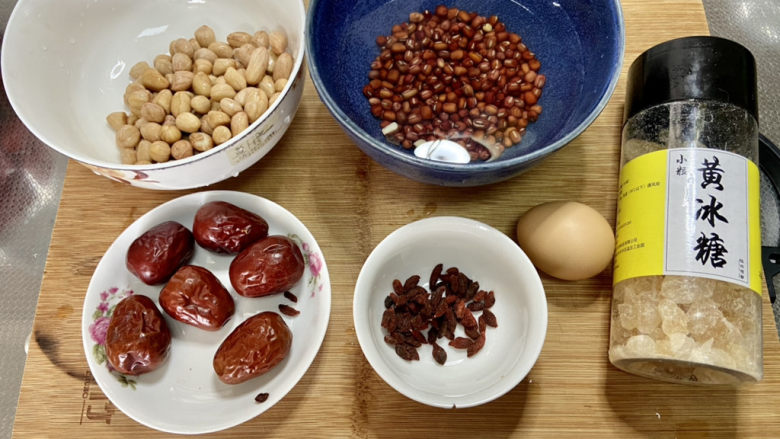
[1,0,305,190]
[353,216,547,408]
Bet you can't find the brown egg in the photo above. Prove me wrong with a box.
[516,201,615,281]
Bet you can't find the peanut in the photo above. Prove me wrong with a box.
[253,31,269,48]
[152,89,173,113]
[195,25,216,48]
[259,75,275,98]
[267,51,277,74]
[212,125,232,145]
[175,112,201,133]
[140,122,162,141]
[171,38,195,58]
[274,78,288,92]
[136,140,152,162]
[233,43,254,68]
[140,102,166,123]
[160,125,182,143]
[125,82,146,96]
[235,87,260,106]
[170,71,194,92]
[170,92,192,117]
[149,140,171,163]
[141,68,170,91]
[116,125,141,148]
[213,58,236,76]
[214,76,227,86]
[273,52,293,82]
[126,90,151,116]
[106,112,127,131]
[120,148,137,165]
[129,61,151,80]
[231,112,249,136]
[194,47,218,64]
[193,58,213,74]
[190,95,211,114]
[244,94,268,123]
[269,30,288,55]
[206,110,231,127]
[208,42,233,58]
[189,38,200,50]
[269,91,281,106]
[190,72,212,97]
[200,115,215,135]
[211,100,222,111]
[210,83,236,102]
[224,67,247,91]
[154,54,173,75]
[189,132,213,152]
[245,47,269,85]
[171,140,194,160]
[219,98,243,117]
[227,31,252,48]
[133,117,148,129]
[172,52,193,72]
[163,114,176,126]
[127,114,139,125]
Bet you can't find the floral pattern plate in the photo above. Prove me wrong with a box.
[81,191,330,434]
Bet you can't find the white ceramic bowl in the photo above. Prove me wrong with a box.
[1,0,306,190]
[353,216,547,408]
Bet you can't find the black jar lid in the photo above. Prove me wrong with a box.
[624,36,758,123]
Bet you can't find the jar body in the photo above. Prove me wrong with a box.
[609,100,762,385]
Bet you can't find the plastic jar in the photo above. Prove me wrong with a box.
[609,37,763,385]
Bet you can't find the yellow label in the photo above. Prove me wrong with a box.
[614,149,762,295]
[613,150,666,282]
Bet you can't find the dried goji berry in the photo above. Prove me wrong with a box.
[278,304,300,316]
[393,279,404,295]
[284,291,298,303]
[467,301,485,311]
[430,263,443,290]
[403,275,421,292]
[482,309,498,327]
[467,333,485,357]
[449,337,474,349]
[432,342,447,365]
[395,343,420,361]
[484,290,496,308]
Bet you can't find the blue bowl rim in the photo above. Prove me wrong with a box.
[305,0,626,173]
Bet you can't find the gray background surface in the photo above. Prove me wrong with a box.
[0,0,778,437]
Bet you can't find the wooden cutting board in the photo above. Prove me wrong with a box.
[13,0,780,437]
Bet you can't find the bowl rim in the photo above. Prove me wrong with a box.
[306,0,625,172]
[0,0,307,172]
[352,216,548,408]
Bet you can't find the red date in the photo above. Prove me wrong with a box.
[159,265,235,331]
[126,221,194,285]
[213,311,292,384]
[193,201,269,254]
[105,295,171,375]
[229,235,304,297]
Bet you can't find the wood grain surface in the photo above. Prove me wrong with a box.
[13,0,780,437]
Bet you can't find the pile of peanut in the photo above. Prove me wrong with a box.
[107,25,294,165]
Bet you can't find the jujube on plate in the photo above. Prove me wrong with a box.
[213,311,293,384]
[105,295,172,375]
[193,201,269,254]
[126,221,194,285]
[229,235,304,297]
[159,265,235,331]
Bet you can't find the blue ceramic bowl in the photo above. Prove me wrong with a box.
[306,0,624,186]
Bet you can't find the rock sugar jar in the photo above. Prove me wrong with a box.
[609,37,763,384]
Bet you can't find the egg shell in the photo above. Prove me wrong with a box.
[516,201,615,281]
